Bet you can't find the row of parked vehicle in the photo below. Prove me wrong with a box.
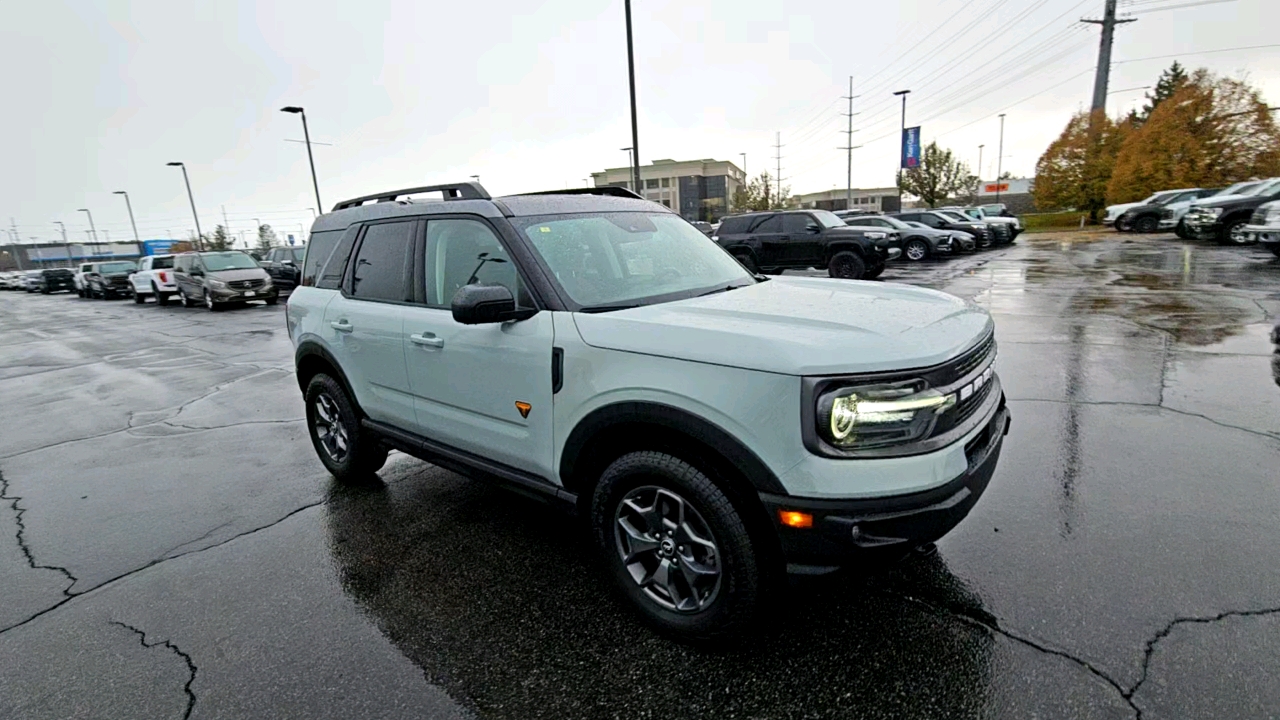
[708,204,1021,280]
[0,247,307,309]
[1104,177,1280,253]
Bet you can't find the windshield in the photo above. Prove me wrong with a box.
[150,256,174,269]
[513,212,754,310]
[1243,178,1280,196]
[905,221,930,229]
[938,210,970,223]
[1216,181,1260,197]
[201,252,259,271]
[99,261,136,274]
[811,210,847,229]
[870,216,911,230]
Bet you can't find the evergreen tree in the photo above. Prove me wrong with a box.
[206,225,233,251]
[255,223,276,254]
[1137,62,1188,125]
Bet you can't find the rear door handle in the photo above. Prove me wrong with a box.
[409,333,444,349]
[330,320,353,333]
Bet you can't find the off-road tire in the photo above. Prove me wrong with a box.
[1134,215,1159,234]
[827,251,866,279]
[591,451,764,643]
[305,373,388,484]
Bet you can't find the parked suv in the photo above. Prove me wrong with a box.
[35,268,76,294]
[714,209,902,279]
[288,182,1010,640]
[83,261,138,299]
[1243,200,1280,257]
[129,254,179,304]
[173,251,278,310]
[262,246,306,292]
[852,215,962,261]
[1114,188,1215,233]
[1184,179,1280,245]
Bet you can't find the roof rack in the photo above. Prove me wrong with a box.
[331,182,490,211]
[514,187,644,200]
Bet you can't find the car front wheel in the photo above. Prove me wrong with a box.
[591,451,765,642]
[904,239,930,261]
[305,374,388,484]
[828,251,866,279]
[178,288,196,308]
[1134,215,1159,233]
[1219,220,1250,245]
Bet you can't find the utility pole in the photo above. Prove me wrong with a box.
[976,144,986,202]
[167,162,204,251]
[840,77,862,211]
[621,147,635,191]
[996,114,1007,203]
[112,191,141,243]
[773,132,784,207]
[1083,0,1136,114]
[893,90,911,209]
[624,0,642,195]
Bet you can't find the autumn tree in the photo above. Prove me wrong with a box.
[1033,110,1132,218]
[1108,69,1280,203]
[731,171,792,212]
[896,142,975,208]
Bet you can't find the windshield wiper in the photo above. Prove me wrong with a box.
[578,303,643,313]
[697,283,748,297]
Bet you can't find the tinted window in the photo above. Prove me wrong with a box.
[302,229,344,288]
[782,214,814,233]
[858,218,890,228]
[425,219,520,308]
[150,256,174,269]
[918,214,943,227]
[200,252,258,271]
[349,222,413,302]
[717,216,754,235]
[754,215,783,233]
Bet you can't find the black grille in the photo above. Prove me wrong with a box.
[953,381,993,426]
[228,279,265,290]
[945,333,996,384]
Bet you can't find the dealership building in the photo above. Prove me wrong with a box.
[591,158,747,222]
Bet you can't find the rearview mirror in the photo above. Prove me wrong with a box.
[451,284,517,325]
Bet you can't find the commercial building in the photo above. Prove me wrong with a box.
[591,158,746,222]
[0,241,152,271]
[792,188,901,213]
[976,177,1035,214]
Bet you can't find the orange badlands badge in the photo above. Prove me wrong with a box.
[515,401,532,419]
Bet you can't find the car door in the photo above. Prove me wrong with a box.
[781,213,823,265]
[131,257,151,294]
[401,216,555,480]
[750,214,786,267]
[322,219,418,430]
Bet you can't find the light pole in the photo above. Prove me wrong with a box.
[280,106,323,211]
[977,144,986,201]
[470,175,480,185]
[167,162,204,251]
[77,208,100,257]
[995,114,1007,204]
[893,89,911,209]
[621,147,635,192]
[112,191,141,243]
[53,221,72,266]
[623,0,642,195]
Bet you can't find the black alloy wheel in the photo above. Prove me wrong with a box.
[304,373,388,483]
[591,451,766,642]
[1134,215,1159,234]
[904,239,930,261]
[827,251,866,279]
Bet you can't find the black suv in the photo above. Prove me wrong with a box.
[83,261,138,299]
[714,209,902,279]
[262,246,306,292]
[1185,179,1280,245]
[891,210,995,248]
[34,268,76,294]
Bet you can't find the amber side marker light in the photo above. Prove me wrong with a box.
[778,510,814,529]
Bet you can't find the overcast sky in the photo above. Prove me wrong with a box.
[2,0,1275,245]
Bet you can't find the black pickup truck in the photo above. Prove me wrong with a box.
[1184,179,1280,245]
[713,209,902,280]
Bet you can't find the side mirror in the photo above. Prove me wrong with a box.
[451,284,517,325]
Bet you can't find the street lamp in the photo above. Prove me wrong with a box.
[995,114,1007,203]
[893,90,911,209]
[623,0,642,195]
[111,191,141,243]
[166,162,204,251]
[470,175,480,185]
[280,106,323,211]
[621,147,635,192]
[53,221,72,265]
[77,208,99,257]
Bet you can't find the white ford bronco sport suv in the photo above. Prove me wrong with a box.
[287,182,1010,640]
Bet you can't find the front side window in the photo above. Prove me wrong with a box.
[200,252,258,271]
[810,210,847,229]
[424,219,520,308]
[782,214,814,234]
[513,212,753,311]
[349,222,413,302]
[919,214,943,227]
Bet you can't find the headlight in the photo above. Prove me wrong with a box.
[206,277,227,288]
[817,380,956,449]
[1205,207,1224,218]
[1265,207,1280,223]
[864,231,887,240]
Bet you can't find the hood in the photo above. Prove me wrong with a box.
[207,268,270,282]
[1191,195,1246,207]
[571,276,992,376]
[1105,201,1144,217]
[1118,203,1160,216]
[1193,194,1270,210]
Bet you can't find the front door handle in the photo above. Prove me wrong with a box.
[410,333,444,349]
[330,320,353,333]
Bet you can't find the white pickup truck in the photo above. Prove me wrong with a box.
[128,254,179,305]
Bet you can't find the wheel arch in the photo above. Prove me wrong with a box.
[823,242,870,263]
[294,341,360,413]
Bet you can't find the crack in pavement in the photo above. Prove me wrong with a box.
[0,500,325,636]
[109,620,198,719]
[0,470,78,597]
[1126,606,1280,718]
[1006,397,1280,442]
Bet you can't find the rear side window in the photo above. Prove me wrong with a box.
[754,215,783,233]
[348,222,414,302]
[301,230,342,288]
[717,216,753,235]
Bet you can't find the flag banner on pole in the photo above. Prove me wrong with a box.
[901,126,922,169]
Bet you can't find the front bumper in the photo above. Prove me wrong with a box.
[1243,224,1280,245]
[761,397,1010,571]
[1184,219,1221,239]
[208,285,278,302]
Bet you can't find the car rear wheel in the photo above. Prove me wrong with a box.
[305,373,388,483]
[904,239,930,261]
[827,251,866,279]
[154,284,170,306]
[133,290,145,304]
[591,451,765,642]
[1134,215,1159,234]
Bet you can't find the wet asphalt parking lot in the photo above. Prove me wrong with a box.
[1,231,1278,720]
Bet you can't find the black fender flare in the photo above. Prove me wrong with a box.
[294,341,359,410]
[559,401,788,496]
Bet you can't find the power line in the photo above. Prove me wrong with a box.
[1113,43,1280,65]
